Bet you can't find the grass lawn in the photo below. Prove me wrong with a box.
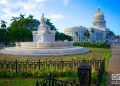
[0,48,111,86]
[0,78,41,86]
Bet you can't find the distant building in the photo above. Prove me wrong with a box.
[64,8,113,42]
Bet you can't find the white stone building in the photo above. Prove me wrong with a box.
[64,8,111,42]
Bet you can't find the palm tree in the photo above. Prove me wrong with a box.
[0,20,7,46]
[45,18,57,31]
[1,20,7,29]
[27,14,33,19]
[11,17,19,22]
[84,29,90,42]
[19,14,25,19]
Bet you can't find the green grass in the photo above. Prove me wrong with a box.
[0,78,40,86]
[100,48,111,86]
[100,72,108,86]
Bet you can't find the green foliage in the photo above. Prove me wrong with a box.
[100,72,107,86]
[45,18,57,31]
[0,29,7,41]
[7,14,40,42]
[73,42,110,48]
[109,31,114,36]
[0,70,77,78]
[7,27,32,42]
[1,20,7,29]
[55,31,72,41]
[0,78,39,86]
[0,71,16,78]
[20,72,33,77]
[84,29,90,40]
[10,14,40,31]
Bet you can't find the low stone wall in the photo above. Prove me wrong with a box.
[16,41,73,48]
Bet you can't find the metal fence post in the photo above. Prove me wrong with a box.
[15,59,18,74]
[38,59,41,70]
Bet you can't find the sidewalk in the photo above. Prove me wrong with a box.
[107,44,120,86]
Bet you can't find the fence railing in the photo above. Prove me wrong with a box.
[0,59,104,73]
[0,59,105,86]
[35,59,105,86]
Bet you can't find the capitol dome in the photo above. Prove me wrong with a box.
[94,8,104,18]
[93,8,106,29]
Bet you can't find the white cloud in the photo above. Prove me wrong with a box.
[0,0,8,4]
[35,0,48,2]
[0,0,49,25]
[50,14,64,21]
[63,0,69,5]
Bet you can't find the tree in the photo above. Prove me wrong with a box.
[1,20,7,29]
[27,14,33,19]
[8,14,39,42]
[10,15,40,31]
[11,17,19,22]
[109,31,114,36]
[84,29,90,41]
[55,31,72,41]
[19,14,25,19]
[45,18,57,31]
[7,27,32,42]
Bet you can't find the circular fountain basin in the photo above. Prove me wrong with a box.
[0,46,89,56]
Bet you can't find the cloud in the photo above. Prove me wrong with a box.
[50,14,64,21]
[35,0,48,2]
[0,0,8,4]
[0,0,49,25]
[63,0,70,5]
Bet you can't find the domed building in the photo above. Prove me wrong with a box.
[64,8,112,42]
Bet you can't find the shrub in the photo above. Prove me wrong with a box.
[73,42,110,48]
[20,72,33,77]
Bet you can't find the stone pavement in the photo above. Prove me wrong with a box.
[107,44,120,86]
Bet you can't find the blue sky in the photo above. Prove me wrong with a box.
[0,0,120,35]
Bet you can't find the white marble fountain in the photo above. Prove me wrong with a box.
[0,14,89,56]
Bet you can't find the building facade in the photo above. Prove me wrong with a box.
[64,8,112,42]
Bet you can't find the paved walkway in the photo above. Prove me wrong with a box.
[107,44,120,86]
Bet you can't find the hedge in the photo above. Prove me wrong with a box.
[73,42,110,48]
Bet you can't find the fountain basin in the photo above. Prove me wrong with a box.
[0,46,89,56]
[17,41,72,48]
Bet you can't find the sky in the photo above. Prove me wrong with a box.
[0,0,120,35]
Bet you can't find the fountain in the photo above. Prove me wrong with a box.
[0,14,89,56]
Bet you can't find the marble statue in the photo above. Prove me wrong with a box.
[33,13,56,42]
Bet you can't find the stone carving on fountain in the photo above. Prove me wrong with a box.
[0,13,89,56]
[33,13,56,42]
